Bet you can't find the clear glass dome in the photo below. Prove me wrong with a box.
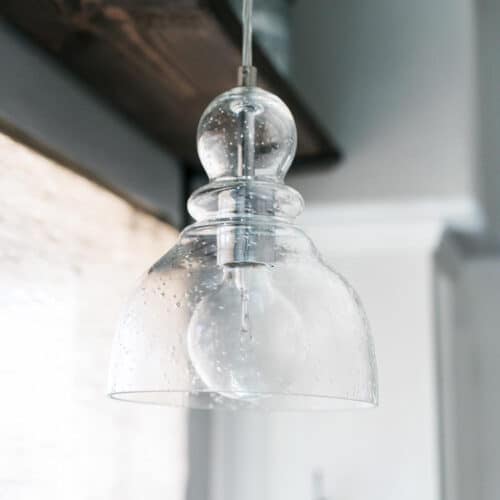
[108,86,378,410]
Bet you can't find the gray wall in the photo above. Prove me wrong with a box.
[477,0,500,241]
[288,0,477,209]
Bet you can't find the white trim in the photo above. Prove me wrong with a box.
[299,198,484,232]
[298,197,485,254]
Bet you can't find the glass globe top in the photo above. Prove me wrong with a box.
[197,86,297,181]
[107,83,378,410]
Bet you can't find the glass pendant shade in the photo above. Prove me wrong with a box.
[108,86,378,410]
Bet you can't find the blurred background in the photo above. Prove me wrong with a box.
[0,0,499,499]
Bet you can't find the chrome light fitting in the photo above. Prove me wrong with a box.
[108,0,378,410]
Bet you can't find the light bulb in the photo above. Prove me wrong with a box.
[187,263,305,400]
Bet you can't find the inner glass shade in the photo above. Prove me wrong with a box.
[108,87,378,410]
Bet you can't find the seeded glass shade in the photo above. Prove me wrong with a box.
[108,87,378,410]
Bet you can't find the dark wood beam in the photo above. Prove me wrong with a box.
[0,0,341,171]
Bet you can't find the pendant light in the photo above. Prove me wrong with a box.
[108,0,378,410]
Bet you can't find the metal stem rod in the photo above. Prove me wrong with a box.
[238,0,257,86]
